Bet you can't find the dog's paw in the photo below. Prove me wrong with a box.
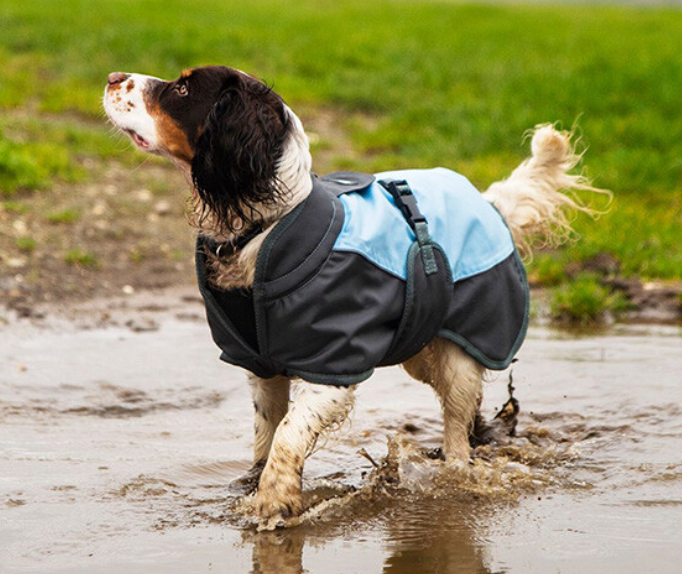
[254,490,303,521]
[229,461,265,495]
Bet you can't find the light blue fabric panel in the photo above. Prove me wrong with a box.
[332,167,514,281]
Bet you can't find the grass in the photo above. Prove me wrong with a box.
[0,127,84,195]
[0,0,681,282]
[45,208,81,224]
[550,272,630,325]
[63,248,99,268]
[15,237,37,252]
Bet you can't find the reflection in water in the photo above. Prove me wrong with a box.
[250,530,306,574]
[381,502,494,574]
[245,499,496,574]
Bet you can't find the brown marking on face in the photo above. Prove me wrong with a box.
[127,101,135,108]
[146,100,194,163]
[139,67,246,164]
[126,80,135,92]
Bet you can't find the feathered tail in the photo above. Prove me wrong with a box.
[483,124,609,256]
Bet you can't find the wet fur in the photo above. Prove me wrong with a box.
[104,66,604,523]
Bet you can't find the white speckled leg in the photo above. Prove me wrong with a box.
[230,374,290,495]
[255,383,355,519]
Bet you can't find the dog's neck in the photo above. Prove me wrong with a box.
[187,105,312,245]
[185,106,312,291]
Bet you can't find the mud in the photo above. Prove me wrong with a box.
[2,289,682,573]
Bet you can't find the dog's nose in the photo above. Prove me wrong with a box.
[108,72,130,86]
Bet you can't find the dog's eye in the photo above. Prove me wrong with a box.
[175,83,189,97]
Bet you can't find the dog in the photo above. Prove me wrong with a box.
[104,66,603,522]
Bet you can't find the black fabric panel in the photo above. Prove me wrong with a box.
[441,253,528,367]
[261,251,404,377]
[211,288,258,351]
[195,237,277,378]
[259,187,345,300]
[261,184,336,285]
[261,174,371,294]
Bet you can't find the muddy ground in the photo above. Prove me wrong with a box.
[2,289,682,573]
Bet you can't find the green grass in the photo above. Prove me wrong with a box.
[550,272,630,325]
[0,0,681,280]
[0,136,43,195]
[0,128,84,195]
[45,208,81,224]
[63,248,99,268]
[15,236,37,252]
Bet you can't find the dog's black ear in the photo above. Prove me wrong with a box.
[191,75,291,233]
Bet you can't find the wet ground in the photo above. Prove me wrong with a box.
[1,289,681,573]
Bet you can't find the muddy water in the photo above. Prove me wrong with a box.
[1,290,681,573]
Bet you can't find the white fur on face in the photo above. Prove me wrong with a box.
[103,73,162,153]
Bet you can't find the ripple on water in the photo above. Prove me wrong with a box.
[0,381,226,418]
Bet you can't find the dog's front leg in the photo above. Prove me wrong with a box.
[230,374,291,494]
[255,383,355,520]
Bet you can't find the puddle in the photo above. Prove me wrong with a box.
[1,292,681,573]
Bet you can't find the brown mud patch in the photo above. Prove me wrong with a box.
[0,158,193,314]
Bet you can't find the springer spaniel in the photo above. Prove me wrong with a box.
[104,66,603,524]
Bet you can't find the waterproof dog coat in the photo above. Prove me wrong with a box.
[196,168,529,386]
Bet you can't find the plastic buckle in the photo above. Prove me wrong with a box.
[384,180,426,230]
[379,179,439,275]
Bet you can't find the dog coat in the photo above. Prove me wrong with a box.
[195,169,529,386]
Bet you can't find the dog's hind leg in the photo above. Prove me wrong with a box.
[255,383,355,520]
[230,374,291,494]
[402,338,484,461]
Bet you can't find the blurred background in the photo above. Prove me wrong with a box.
[1,0,680,323]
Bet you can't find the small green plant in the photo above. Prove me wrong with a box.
[0,137,45,196]
[46,208,81,224]
[129,246,145,263]
[15,237,37,252]
[550,273,628,325]
[64,248,98,268]
[1,201,29,213]
[531,255,568,286]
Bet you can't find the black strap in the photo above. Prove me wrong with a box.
[378,179,438,275]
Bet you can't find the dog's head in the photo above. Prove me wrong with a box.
[104,66,305,233]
